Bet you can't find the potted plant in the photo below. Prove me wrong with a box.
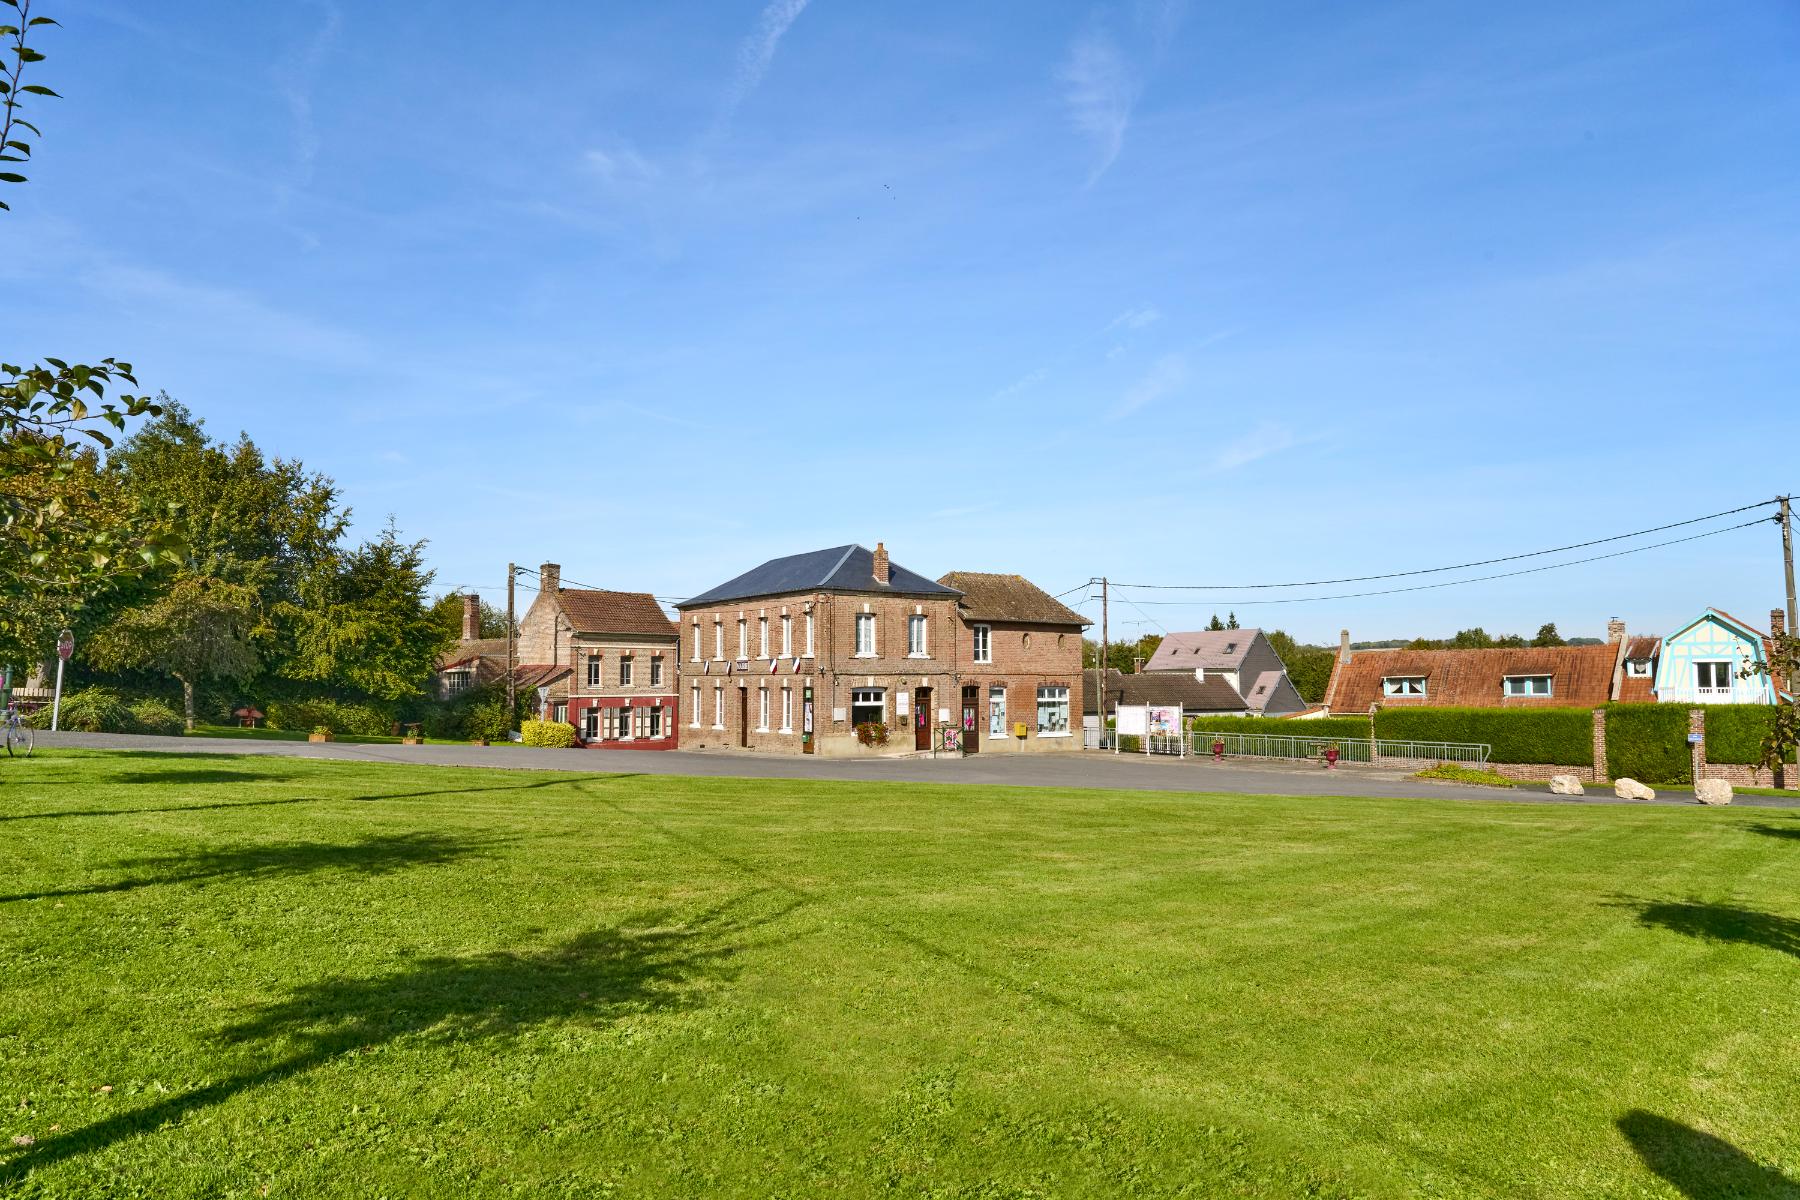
[854,721,890,748]
[308,725,334,744]
[401,722,424,745]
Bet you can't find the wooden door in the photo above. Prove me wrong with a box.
[914,687,932,750]
[961,685,979,753]
[738,687,748,748]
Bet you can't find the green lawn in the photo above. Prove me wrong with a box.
[185,725,508,747]
[2,752,1798,1198]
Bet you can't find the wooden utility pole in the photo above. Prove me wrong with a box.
[1781,496,1796,639]
[505,562,517,731]
[1100,576,1109,742]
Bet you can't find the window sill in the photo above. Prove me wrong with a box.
[972,659,993,666]
[852,653,878,659]
[906,653,931,659]
[711,724,725,731]
[1036,731,1072,738]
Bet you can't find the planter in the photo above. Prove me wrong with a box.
[307,732,334,744]
[401,736,424,745]
[471,737,489,747]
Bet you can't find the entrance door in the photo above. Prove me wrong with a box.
[738,688,749,748]
[961,685,980,754]
[914,687,932,750]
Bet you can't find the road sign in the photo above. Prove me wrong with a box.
[56,630,73,660]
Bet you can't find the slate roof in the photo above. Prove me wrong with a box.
[556,588,678,637]
[680,545,959,608]
[1081,669,1249,715]
[937,572,1089,627]
[1323,643,1620,712]
[1143,629,1262,671]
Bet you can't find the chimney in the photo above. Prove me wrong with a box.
[540,562,560,594]
[1339,629,1352,663]
[872,542,889,585]
[1773,608,1787,638]
[461,593,480,642]
[1607,617,1626,644]
[1132,655,1145,674]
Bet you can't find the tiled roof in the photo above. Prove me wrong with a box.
[1624,636,1661,660]
[681,544,958,607]
[439,637,510,669]
[1323,643,1620,712]
[937,572,1088,626]
[1081,668,1249,715]
[1143,629,1262,671]
[557,589,678,637]
[514,663,570,691]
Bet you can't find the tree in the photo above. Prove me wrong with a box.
[428,592,513,641]
[286,524,450,702]
[88,574,260,728]
[0,0,58,212]
[1081,634,1162,673]
[1206,614,1225,632]
[1532,623,1565,647]
[1741,631,1798,786]
[1226,612,1239,630]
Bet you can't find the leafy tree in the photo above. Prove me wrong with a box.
[0,0,57,211]
[87,574,260,729]
[1081,634,1162,673]
[1206,614,1225,632]
[427,592,513,641]
[1532,623,1565,647]
[286,524,450,702]
[1226,612,1239,630]
[1740,631,1798,785]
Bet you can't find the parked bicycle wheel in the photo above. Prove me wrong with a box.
[5,726,31,757]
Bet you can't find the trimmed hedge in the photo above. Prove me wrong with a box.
[266,699,395,737]
[1186,715,1374,741]
[520,720,576,748]
[126,698,184,736]
[1701,705,1795,766]
[1374,707,1594,767]
[1604,704,1691,785]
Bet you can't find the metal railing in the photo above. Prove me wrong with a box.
[1085,727,1490,766]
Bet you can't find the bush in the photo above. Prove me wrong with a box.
[466,698,512,742]
[1188,715,1373,741]
[1374,707,1594,767]
[26,687,134,732]
[1702,705,1795,766]
[1413,763,1515,788]
[520,720,576,748]
[854,721,890,747]
[1605,704,1692,785]
[1117,733,1142,752]
[126,698,184,736]
[265,699,394,737]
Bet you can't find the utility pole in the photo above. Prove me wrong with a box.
[1780,496,1796,639]
[1100,577,1110,749]
[505,562,517,733]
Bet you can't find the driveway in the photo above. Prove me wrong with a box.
[23,731,1798,808]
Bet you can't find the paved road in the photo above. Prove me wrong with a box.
[25,731,1798,807]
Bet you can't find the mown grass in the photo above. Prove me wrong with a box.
[2,751,1799,1198]
[185,725,509,747]
[1412,764,1517,788]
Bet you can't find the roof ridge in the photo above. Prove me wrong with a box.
[824,544,860,582]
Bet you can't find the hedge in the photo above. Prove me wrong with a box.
[126,698,185,736]
[520,720,576,748]
[1186,715,1374,741]
[1701,705,1795,766]
[1374,707,1594,767]
[1604,704,1691,785]
[22,689,186,735]
[266,698,395,737]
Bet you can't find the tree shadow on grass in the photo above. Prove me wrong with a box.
[104,768,307,785]
[1746,823,1800,842]
[1624,899,1800,959]
[0,775,588,825]
[0,890,796,1183]
[1618,1110,1800,1199]
[1,831,502,904]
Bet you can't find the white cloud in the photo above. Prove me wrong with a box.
[724,0,811,116]
[1106,305,1162,332]
[1060,31,1137,183]
[1209,421,1305,471]
[273,0,342,191]
[1111,353,1188,419]
[582,142,662,192]
[991,367,1048,402]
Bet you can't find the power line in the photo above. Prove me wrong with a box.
[1118,516,1774,607]
[1109,498,1780,591]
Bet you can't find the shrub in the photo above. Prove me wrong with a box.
[1117,733,1142,752]
[1604,704,1692,785]
[1374,707,1594,767]
[265,699,394,737]
[1702,705,1795,766]
[854,721,890,747]
[466,698,512,742]
[26,687,134,732]
[1413,763,1515,788]
[520,720,576,748]
[1187,715,1374,742]
[126,698,184,736]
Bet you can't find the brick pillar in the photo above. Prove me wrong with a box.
[1689,708,1706,783]
[1592,709,1607,781]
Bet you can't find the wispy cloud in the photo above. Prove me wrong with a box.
[1209,421,1307,471]
[1111,352,1189,419]
[991,367,1048,402]
[582,141,662,193]
[1058,3,1185,183]
[273,0,342,194]
[723,0,812,119]
[1106,305,1162,332]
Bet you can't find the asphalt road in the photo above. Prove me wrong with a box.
[23,731,1798,808]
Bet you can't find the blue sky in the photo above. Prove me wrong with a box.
[10,1,1800,644]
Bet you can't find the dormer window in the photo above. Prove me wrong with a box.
[1627,658,1652,677]
[1503,674,1551,697]
[1224,642,1237,654]
[1383,676,1426,697]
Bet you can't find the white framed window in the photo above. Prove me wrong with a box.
[586,654,602,688]
[443,669,471,694]
[690,684,701,728]
[647,706,663,738]
[604,707,627,740]
[582,708,599,740]
[1383,676,1426,697]
[850,687,885,726]
[908,614,928,657]
[988,685,1006,738]
[758,685,770,731]
[1036,686,1070,735]
[781,614,793,658]
[618,656,634,687]
[759,616,769,659]
[552,703,568,724]
[972,624,991,663]
[649,655,663,687]
[1627,658,1652,677]
[737,618,748,660]
[780,686,793,732]
[691,620,701,662]
[1696,661,1733,693]
[713,619,724,661]
[805,610,815,657]
[1503,675,1552,697]
[713,685,725,729]
[855,613,876,657]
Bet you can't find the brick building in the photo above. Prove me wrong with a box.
[675,545,1084,756]
[937,571,1088,753]
[515,563,680,749]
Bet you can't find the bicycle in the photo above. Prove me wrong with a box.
[4,705,32,758]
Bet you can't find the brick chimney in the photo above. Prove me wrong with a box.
[872,542,889,585]
[461,593,480,642]
[540,562,560,594]
[1607,617,1626,643]
[1339,629,1352,663]
[1132,655,1145,674]
[1773,608,1787,638]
